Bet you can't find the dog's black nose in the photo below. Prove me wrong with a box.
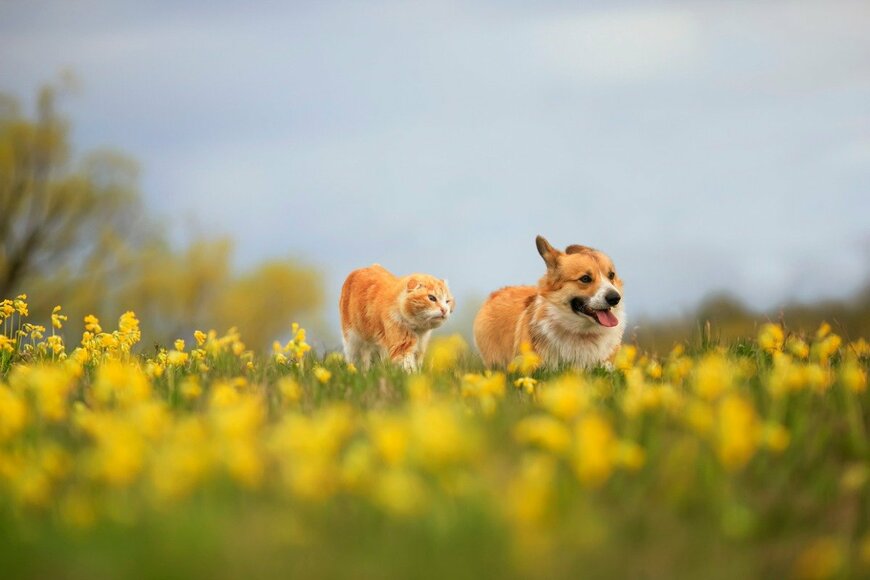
[605,291,621,306]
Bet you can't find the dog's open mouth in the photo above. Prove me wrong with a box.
[570,297,619,328]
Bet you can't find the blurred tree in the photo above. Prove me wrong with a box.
[1,84,325,352]
[0,86,144,299]
[213,259,324,351]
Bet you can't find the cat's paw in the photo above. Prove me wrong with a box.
[400,354,418,373]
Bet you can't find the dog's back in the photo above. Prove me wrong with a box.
[473,286,537,367]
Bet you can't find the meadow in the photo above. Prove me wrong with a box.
[1,293,869,579]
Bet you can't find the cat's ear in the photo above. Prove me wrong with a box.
[535,235,560,270]
[406,277,419,291]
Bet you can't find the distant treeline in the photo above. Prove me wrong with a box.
[631,283,870,354]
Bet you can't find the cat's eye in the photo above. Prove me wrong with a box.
[579,275,593,284]
[428,295,437,302]
[608,271,616,280]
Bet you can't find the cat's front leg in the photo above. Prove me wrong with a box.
[415,330,432,369]
[399,352,418,372]
[385,329,418,372]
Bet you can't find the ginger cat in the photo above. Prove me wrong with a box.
[339,264,454,371]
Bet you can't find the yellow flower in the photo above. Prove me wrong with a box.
[99,333,118,349]
[514,414,572,454]
[572,413,616,487]
[504,453,556,526]
[92,361,151,408]
[665,350,694,384]
[279,322,312,362]
[407,375,432,403]
[514,376,538,395]
[370,413,409,466]
[409,401,477,470]
[757,323,784,353]
[761,423,790,453]
[174,339,186,352]
[425,334,468,373]
[13,294,28,316]
[167,350,189,366]
[839,356,867,393]
[0,335,14,353]
[691,352,735,401]
[786,335,809,359]
[461,372,506,415]
[84,417,145,487]
[715,395,759,471]
[9,365,75,422]
[0,387,28,440]
[45,335,65,355]
[83,314,102,334]
[313,366,332,384]
[614,441,646,471]
[340,441,375,492]
[812,334,842,366]
[373,468,427,517]
[278,377,302,404]
[815,322,832,340]
[223,440,263,488]
[51,305,68,330]
[613,344,637,371]
[645,359,663,379]
[117,311,141,350]
[508,342,541,375]
[180,377,203,401]
[538,374,588,420]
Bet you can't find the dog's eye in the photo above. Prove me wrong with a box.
[428,295,437,302]
[608,271,616,281]
[579,275,593,284]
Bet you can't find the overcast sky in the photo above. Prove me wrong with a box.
[2,0,869,336]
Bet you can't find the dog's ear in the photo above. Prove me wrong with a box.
[565,244,593,255]
[535,235,560,270]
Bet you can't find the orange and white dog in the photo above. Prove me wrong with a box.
[473,235,625,369]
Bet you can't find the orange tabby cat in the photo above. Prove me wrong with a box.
[339,264,454,371]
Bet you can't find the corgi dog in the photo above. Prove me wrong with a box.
[473,235,625,369]
[340,264,454,371]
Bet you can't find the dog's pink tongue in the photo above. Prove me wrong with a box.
[593,309,619,327]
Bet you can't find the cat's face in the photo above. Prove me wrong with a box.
[400,275,454,329]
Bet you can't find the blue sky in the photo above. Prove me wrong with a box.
[2,0,869,337]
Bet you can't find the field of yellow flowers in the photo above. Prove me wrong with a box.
[1,294,868,579]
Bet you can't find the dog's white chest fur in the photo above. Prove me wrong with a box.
[528,299,625,369]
